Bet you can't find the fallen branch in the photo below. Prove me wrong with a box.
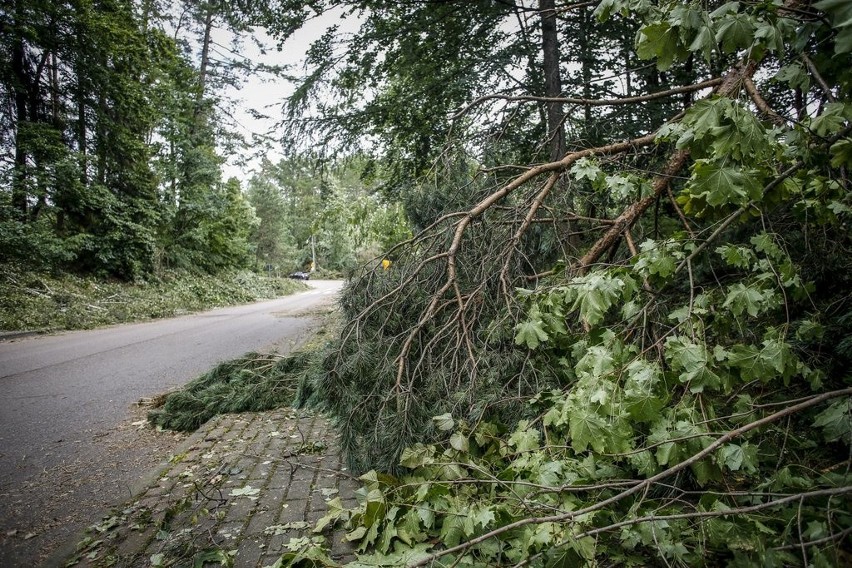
[408,387,852,567]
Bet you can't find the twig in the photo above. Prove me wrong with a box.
[453,78,723,120]
[801,53,836,103]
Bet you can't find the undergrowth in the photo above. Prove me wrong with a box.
[147,351,317,431]
[0,264,308,332]
[148,309,340,431]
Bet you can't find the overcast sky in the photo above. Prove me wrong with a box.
[218,8,358,182]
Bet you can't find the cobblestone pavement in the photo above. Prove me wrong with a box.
[58,409,357,568]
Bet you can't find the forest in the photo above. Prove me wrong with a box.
[0,0,405,283]
[4,0,852,566]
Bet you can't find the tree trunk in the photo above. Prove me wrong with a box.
[578,6,593,125]
[196,7,214,111]
[540,0,565,162]
[11,2,29,218]
[75,5,88,189]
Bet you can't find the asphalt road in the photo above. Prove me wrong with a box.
[0,279,342,497]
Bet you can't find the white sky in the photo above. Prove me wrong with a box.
[218,9,358,182]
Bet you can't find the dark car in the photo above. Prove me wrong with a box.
[289,271,310,280]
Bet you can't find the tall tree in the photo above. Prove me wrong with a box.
[540,0,565,161]
[0,0,259,279]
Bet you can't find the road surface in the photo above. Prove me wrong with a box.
[0,279,342,565]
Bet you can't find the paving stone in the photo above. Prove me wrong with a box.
[277,499,308,524]
[284,476,313,501]
[330,529,356,560]
[233,536,266,568]
[260,552,285,567]
[112,527,155,558]
[244,506,281,538]
[60,410,363,568]
[267,465,294,490]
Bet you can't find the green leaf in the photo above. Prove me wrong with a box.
[192,549,234,568]
[570,157,601,182]
[688,25,716,61]
[313,497,346,534]
[714,13,756,53]
[796,320,825,342]
[665,336,722,392]
[623,359,666,422]
[230,485,260,497]
[754,21,785,54]
[723,283,766,317]
[449,432,469,453]
[472,505,496,529]
[432,413,455,432]
[813,398,852,444]
[687,160,760,207]
[724,339,794,384]
[627,450,658,477]
[399,444,433,469]
[829,138,852,168]
[774,63,810,91]
[718,444,745,471]
[604,174,636,200]
[750,232,784,260]
[575,344,616,380]
[568,273,626,326]
[810,103,852,137]
[633,239,677,279]
[514,319,549,350]
[814,0,852,22]
[569,407,608,453]
[593,0,631,22]
[636,22,681,70]
[716,245,754,268]
[508,421,541,453]
[836,26,852,54]
[678,99,725,148]
[669,3,704,31]
[439,514,465,548]
[346,526,367,542]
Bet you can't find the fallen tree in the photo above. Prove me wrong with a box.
[284,0,851,565]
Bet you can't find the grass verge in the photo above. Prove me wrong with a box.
[0,265,308,332]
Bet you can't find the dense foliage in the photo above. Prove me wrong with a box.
[246,155,411,275]
[147,350,314,432]
[0,1,265,280]
[255,0,852,566]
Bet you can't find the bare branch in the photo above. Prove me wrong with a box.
[801,53,837,103]
[744,77,787,126]
[453,78,723,120]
